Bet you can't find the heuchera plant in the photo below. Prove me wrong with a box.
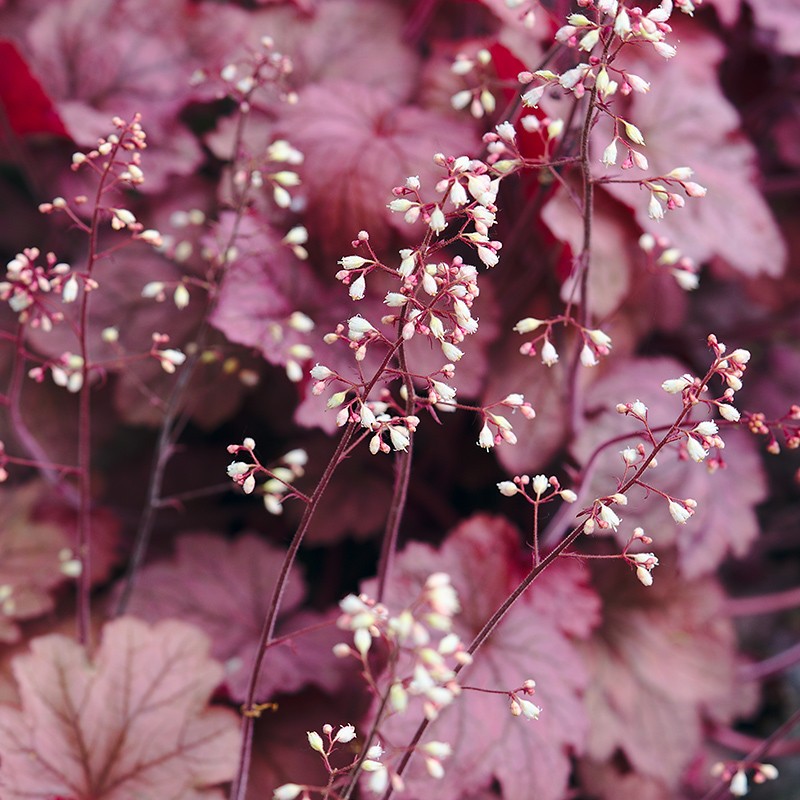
[0,1,799,799]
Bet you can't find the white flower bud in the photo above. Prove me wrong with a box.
[718,403,740,422]
[429,205,446,233]
[273,784,303,800]
[636,565,654,586]
[334,724,357,743]
[349,274,366,301]
[541,339,559,366]
[686,436,708,462]
[532,474,549,496]
[668,500,693,524]
[478,423,494,450]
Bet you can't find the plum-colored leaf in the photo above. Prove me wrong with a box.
[703,0,742,26]
[123,532,352,702]
[569,357,767,577]
[0,616,240,799]
[363,514,600,800]
[0,482,71,643]
[0,40,68,141]
[276,80,479,255]
[596,23,786,278]
[580,561,741,788]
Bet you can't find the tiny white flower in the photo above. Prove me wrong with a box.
[513,317,543,334]
[62,276,79,303]
[580,344,598,367]
[497,481,518,497]
[686,436,708,462]
[631,399,648,418]
[729,348,751,364]
[693,420,719,436]
[661,374,693,394]
[601,140,618,167]
[541,339,559,366]
[334,724,357,743]
[519,698,541,719]
[429,205,446,233]
[623,121,645,146]
[478,422,494,450]
[349,274,366,301]
[668,500,693,524]
[339,255,370,270]
[441,341,463,362]
[598,503,621,530]
[559,489,577,503]
[389,425,411,451]
[173,284,190,309]
[273,784,303,800]
[718,403,740,422]
[621,447,638,465]
[307,731,324,753]
[310,364,333,380]
[532,474,549,496]
[636,565,654,587]
[729,769,748,797]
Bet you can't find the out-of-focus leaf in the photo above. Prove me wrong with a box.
[0,482,70,643]
[580,561,743,789]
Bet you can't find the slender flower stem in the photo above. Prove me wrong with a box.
[74,137,122,648]
[380,363,721,798]
[229,420,358,800]
[376,326,414,601]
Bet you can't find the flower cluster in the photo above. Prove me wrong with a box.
[225,437,308,511]
[332,574,470,792]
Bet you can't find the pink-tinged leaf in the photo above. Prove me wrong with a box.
[248,0,420,99]
[0,482,71,643]
[570,357,767,577]
[0,616,240,799]
[363,514,600,800]
[21,0,242,190]
[580,562,742,789]
[577,759,681,800]
[596,23,786,278]
[276,80,479,255]
[123,532,352,702]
